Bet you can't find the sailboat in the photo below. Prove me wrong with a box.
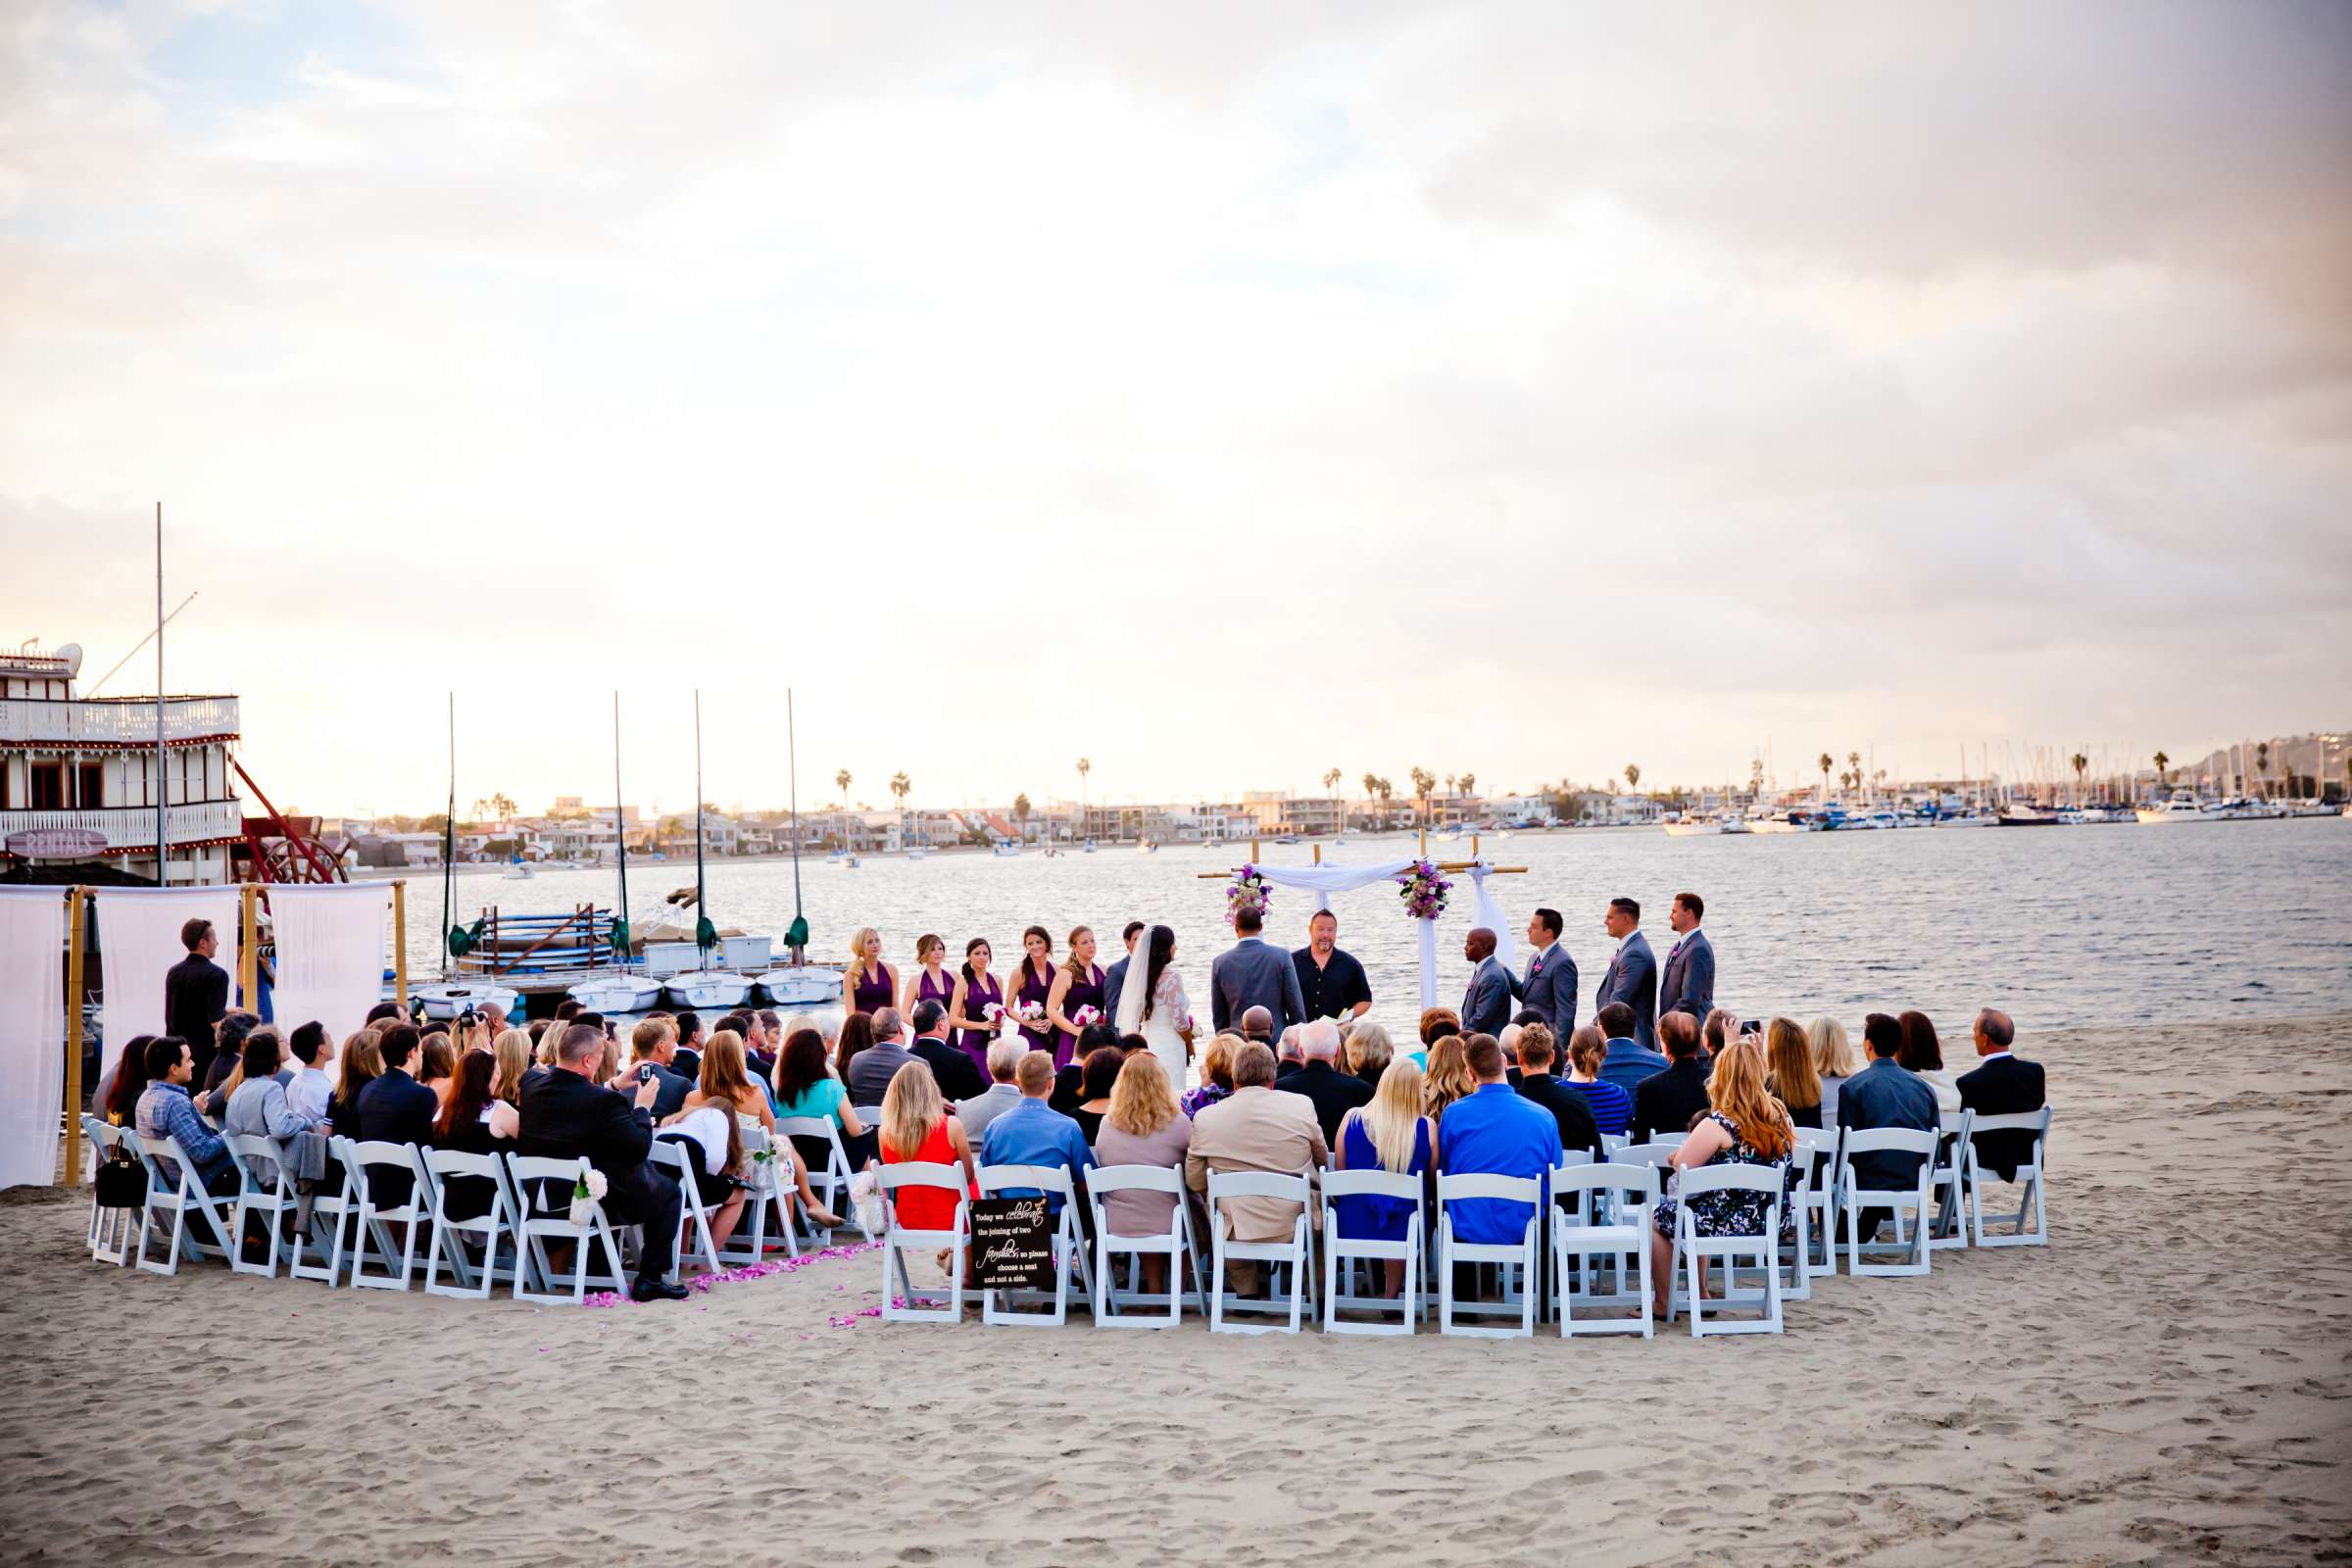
[759,687,844,1006]
[570,694,664,1014]
[414,694,521,1020]
[663,690,753,1010]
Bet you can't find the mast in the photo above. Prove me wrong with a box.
[154,503,167,884]
[693,690,712,965]
[442,693,455,980]
[786,687,808,963]
[611,692,628,972]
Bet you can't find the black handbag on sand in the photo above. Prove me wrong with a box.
[95,1150,147,1208]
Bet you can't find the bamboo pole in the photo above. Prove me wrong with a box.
[1312,843,1321,865]
[239,883,259,1005]
[64,886,85,1188]
[392,880,409,1007]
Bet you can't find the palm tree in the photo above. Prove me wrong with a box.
[889,770,911,843]
[1818,752,1833,800]
[835,768,852,808]
[1444,773,1456,797]
[1605,776,1618,796]
[2256,740,2272,801]
[2153,750,2171,788]
[1012,793,1032,835]
[1409,766,1436,823]
[2071,752,2089,805]
[1323,767,1342,795]
[1624,762,1642,795]
[1375,776,1396,829]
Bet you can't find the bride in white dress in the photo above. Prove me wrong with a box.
[1113,923,1196,1089]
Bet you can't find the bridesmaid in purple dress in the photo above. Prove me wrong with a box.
[1047,925,1106,1070]
[947,937,1004,1077]
[904,933,956,1023]
[840,926,897,1019]
[1010,925,1058,1056]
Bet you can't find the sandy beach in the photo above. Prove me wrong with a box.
[4,1012,2347,1567]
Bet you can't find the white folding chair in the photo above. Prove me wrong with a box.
[85,1120,136,1267]
[1839,1129,1937,1277]
[727,1124,799,1265]
[1928,1109,1975,1250]
[1319,1169,1423,1336]
[777,1115,866,1243]
[649,1138,726,1281]
[877,1161,969,1321]
[224,1133,296,1279]
[1550,1162,1656,1337]
[1599,1132,1631,1158]
[1792,1126,1841,1280]
[421,1149,522,1299]
[1669,1163,1787,1336]
[1436,1172,1543,1338]
[132,1131,237,1275]
[1204,1170,1317,1335]
[290,1140,361,1287]
[507,1153,630,1304]
[1087,1165,1206,1328]
[348,1140,432,1291]
[1966,1108,2052,1248]
[976,1164,1095,1326]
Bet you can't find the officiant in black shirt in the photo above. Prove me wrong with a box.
[1292,909,1372,1023]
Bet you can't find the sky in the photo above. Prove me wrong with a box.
[3,0,2349,817]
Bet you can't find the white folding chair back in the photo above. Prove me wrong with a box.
[1436,1172,1543,1338]
[877,1160,969,1321]
[1319,1168,1422,1336]
[85,1120,135,1266]
[727,1124,797,1265]
[648,1138,725,1281]
[1599,1132,1631,1158]
[1928,1109,1975,1250]
[1087,1164,1205,1328]
[132,1130,235,1275]
[777,1115,865,1242]
[1669,1162,1787,1336]
[224,1133,294,1278]
[1838,1128,1937,1277]
[420,1148,521,1299]
[1550,1162,1656,1337]
[1204,1170,1316,1335]
[290,1137,362,1287]
[1966,1107,2052,1248]
[1792,1126,1841,1280]
[348,1140,431,1291]
[975,1163,1095,1326]
[506,1153,630,1304]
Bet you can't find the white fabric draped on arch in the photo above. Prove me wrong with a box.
[1241,858,1515,1009]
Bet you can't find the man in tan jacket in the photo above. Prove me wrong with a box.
[1187,1042,1328,1290]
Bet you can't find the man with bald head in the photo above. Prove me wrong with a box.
[1459,927,1512,1036]
[1957,1007,2045,1182]
[1239,1005,1275,1046]
[1279,1015,1373,1144]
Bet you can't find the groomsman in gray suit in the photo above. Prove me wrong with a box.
[1658,892,1716,1023]
[1506,906,1579,1037]
[1210,904,1307,1039]
[1592,897,1658,1050]
[1459,927,1513,1036]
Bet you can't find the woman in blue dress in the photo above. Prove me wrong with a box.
[1332,1057,1433,1299]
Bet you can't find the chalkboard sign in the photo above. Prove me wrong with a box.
[969,1196,1054,1291]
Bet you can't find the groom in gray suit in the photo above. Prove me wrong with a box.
[1211,904,1307,1039]
[1592,896,1658,1050]
[1505,906,1579,1037]
[1658,892,1716,1023]
[1459,927,1513,1036]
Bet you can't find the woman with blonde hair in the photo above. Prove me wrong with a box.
[1046,924,1106,1071]
[1093,1054,1192,1289]
[1764,1016,1823,1128]
[1647,1036,1798,1316]
[1421,1034,1475,1125]
[1181,1032,1242,1118]
[480,1028,531,1137]
[872,1060,977,1271]
[1806,1015,1860,1125]
[841,927,896,1018]
[1333,1057,1433,1296]
[1344,1020,1395,1089]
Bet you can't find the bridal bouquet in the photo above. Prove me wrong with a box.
[1071,1004,1103,1029]
[1396,859,1452,920]
[566,1168,609,1226]
[1226,864,1272,924]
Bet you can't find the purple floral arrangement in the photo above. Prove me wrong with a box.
[1226,863,1271,923]
[1396,859,1451,920]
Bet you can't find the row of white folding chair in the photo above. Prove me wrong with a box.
[1963,1107,2052,1247]
[774,1115,875,1246]
[1838,1128,1939,1276]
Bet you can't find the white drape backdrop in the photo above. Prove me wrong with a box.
[1244,858,1512,1010]
[269,884,391,1045]
[0,889,67,1191]
[95,887,240,1078]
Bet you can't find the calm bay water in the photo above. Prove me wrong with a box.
[403,818,2352,1035]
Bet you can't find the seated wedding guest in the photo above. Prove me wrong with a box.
[1808,1015,1859,1125]
[102,1035,158,1127]
[1421,1034,1476,1128]
[285,1022,336,1124]
[366,1001,407,1028]
[738,1011,775,1080]
[1957,1007,2046,1182]
[1275,1026,1306,1083]
[520,1021,688,1301]
[1238,1005,1275,1046]
[488,1028,532,1121]
[200,1010,261,1106]
[908,1000,986,1103]
[1646,1036,1799,1318]
[670,1010,707,1082]
[1838,1012,1939,1238]
[1701,1007,1737,1064]
[1560,1025,1634,1137]
[1186,1042,1326,1286]
[833,1012,882,1100]
[1181,1033,1242,1119]
[224,1024,312,1133]
[528,1019,558,1068]
[355,1024,439,1202]
[432,1053,515,1222]
[954,1037,1027,1142]
[978,1052,1094,1215]
[1594,1001,1670,1092]
[135,1035,237,1195]
[849,1006,919,1107]
[552,999,582,1027]
[875,1061,978,1267]
[1092,1054,1193,1290]
[1898,1009,1963,1113]
[683,1028,842,1229]
[1764,1016,1824,1128]
[1437,1033,1560,1246]
[1332,1057,1432,1298]
[773,1026,869,1173]
[417,1031,459,1111]
[1411,1007,1462,1068]
[1497,1021,1523,1075]
[329,1028,383,1134]
[1507,1022,1601,1162]
[1068,1047,1125,1146]
[1631,1012,1712,1142]
[1282,1017,1374,1145]
[1344,1020,1395,1090]
[621,1017,694,1120]
[657,1090,753,1258]
[1054,1022,1120,1113]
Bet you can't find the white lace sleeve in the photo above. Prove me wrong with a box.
[1157,968,1188,1015]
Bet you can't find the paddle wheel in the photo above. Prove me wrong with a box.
[227,756,348,883]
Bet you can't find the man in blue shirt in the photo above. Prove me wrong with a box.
[977,1052,1095,1215]
[1437,1033,1562,1246]
[1838,1012,1941,1239]
[133,1035,238,1195]
[1592,1001,1669,1093]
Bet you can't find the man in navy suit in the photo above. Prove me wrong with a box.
[1838,1012,1940,1237]
[1101,921,1145,1023]
[353,1023,439,1206]
[1210,904,1307,1040]
[1658,892,1716,1023]
[1459,927,1513,1036]
[519,1022,688,1302]
[1506,906,1578,1037]
[1956,1007,2046,1182]
[1592,897,1657,1050]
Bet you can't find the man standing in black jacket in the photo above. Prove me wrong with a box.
[520,1022,688,1301]
[165,917,231,1088]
